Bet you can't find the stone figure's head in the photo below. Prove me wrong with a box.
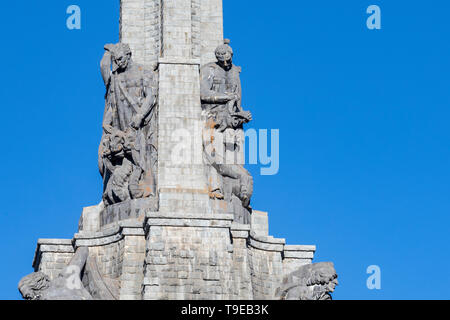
[277,262,338,300]
[215,39,233,70]
[306,262,338,300]
[18,272,50,300]
[111,43,132,72]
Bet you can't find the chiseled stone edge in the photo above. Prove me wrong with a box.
[75,233,123,248]
[74,219,145,247]
[283,245,316,259]
[32,239,75,270]
[230,223,251,239]
[248,231,286,252]
[284,245,316,251]
[145,212,234,229]
[118,219,145,236]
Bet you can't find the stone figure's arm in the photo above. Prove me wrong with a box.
[200,66,232,104]
[232,66,252,123]
[235,67,243,111]
[103,156,115,174]
[134,83,157,128]
[100,45,113,87]
[67,247,89,272]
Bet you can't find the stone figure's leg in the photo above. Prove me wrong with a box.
[229,165,253,208]
[129,165,144,199]
[208,166,224,199]
[111,159,133,203]
[203,124,225,199]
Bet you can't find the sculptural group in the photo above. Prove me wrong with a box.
[99,43,158,207]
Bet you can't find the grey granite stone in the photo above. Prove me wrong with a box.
[21,0,338,301]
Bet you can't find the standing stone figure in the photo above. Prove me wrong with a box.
[98,43,158,207]
[201,40,253,220]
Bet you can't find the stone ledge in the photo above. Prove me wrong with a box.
[120,219,146,236]
[284,245,316,252]
[249,231,286,245]
[37,239,73,246]
[121,227,146,236]
[283,245,316,260]
[75,226,121,240]
[247,231,286,252]
[230,230,249,239]
[119,219,145,229]
[32,239,75,270]
[74,233,123,248]
[248,238,284,252]
[230,223,250,239]
[74,219,145,247]
[146,212,234,220]
[231,223,251,231]
[146,218,232,228]
[145,212,234,229]
[284,251,315,259]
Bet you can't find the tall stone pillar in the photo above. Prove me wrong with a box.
[120,0,223,67]
[120,0,225,214]
[120,0,161,68]
[157,0,205,214]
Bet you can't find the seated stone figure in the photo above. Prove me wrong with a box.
[200,39,253,212]
[275,262,338,300]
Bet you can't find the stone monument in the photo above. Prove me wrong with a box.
[19,0,338,300]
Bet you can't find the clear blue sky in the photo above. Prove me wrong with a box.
[1,0,449,300]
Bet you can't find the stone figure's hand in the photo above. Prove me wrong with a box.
[226,93,239,101]
[104,44,115,52]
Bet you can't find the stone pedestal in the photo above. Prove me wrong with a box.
[32,207,316,300]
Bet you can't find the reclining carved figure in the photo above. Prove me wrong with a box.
[275,262,338,300]
[18,248,92,300]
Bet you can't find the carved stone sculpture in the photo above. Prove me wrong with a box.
[19,248,92,300]
[21,0,339,301]
[17,271,50,300]
[99,43,158,208]
[276,262,339,300]
[201,40,253,220]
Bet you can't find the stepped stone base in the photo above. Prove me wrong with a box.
[31,204,316,300]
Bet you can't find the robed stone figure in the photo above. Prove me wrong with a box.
[98,43,158,207]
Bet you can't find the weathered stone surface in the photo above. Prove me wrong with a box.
[99,42,158,212]
[21,0,338,301]
[78,202,103,232]
[201,39,253,224]
[20,248,92,300]
[251,210,269,236]
[276,262,338,300]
